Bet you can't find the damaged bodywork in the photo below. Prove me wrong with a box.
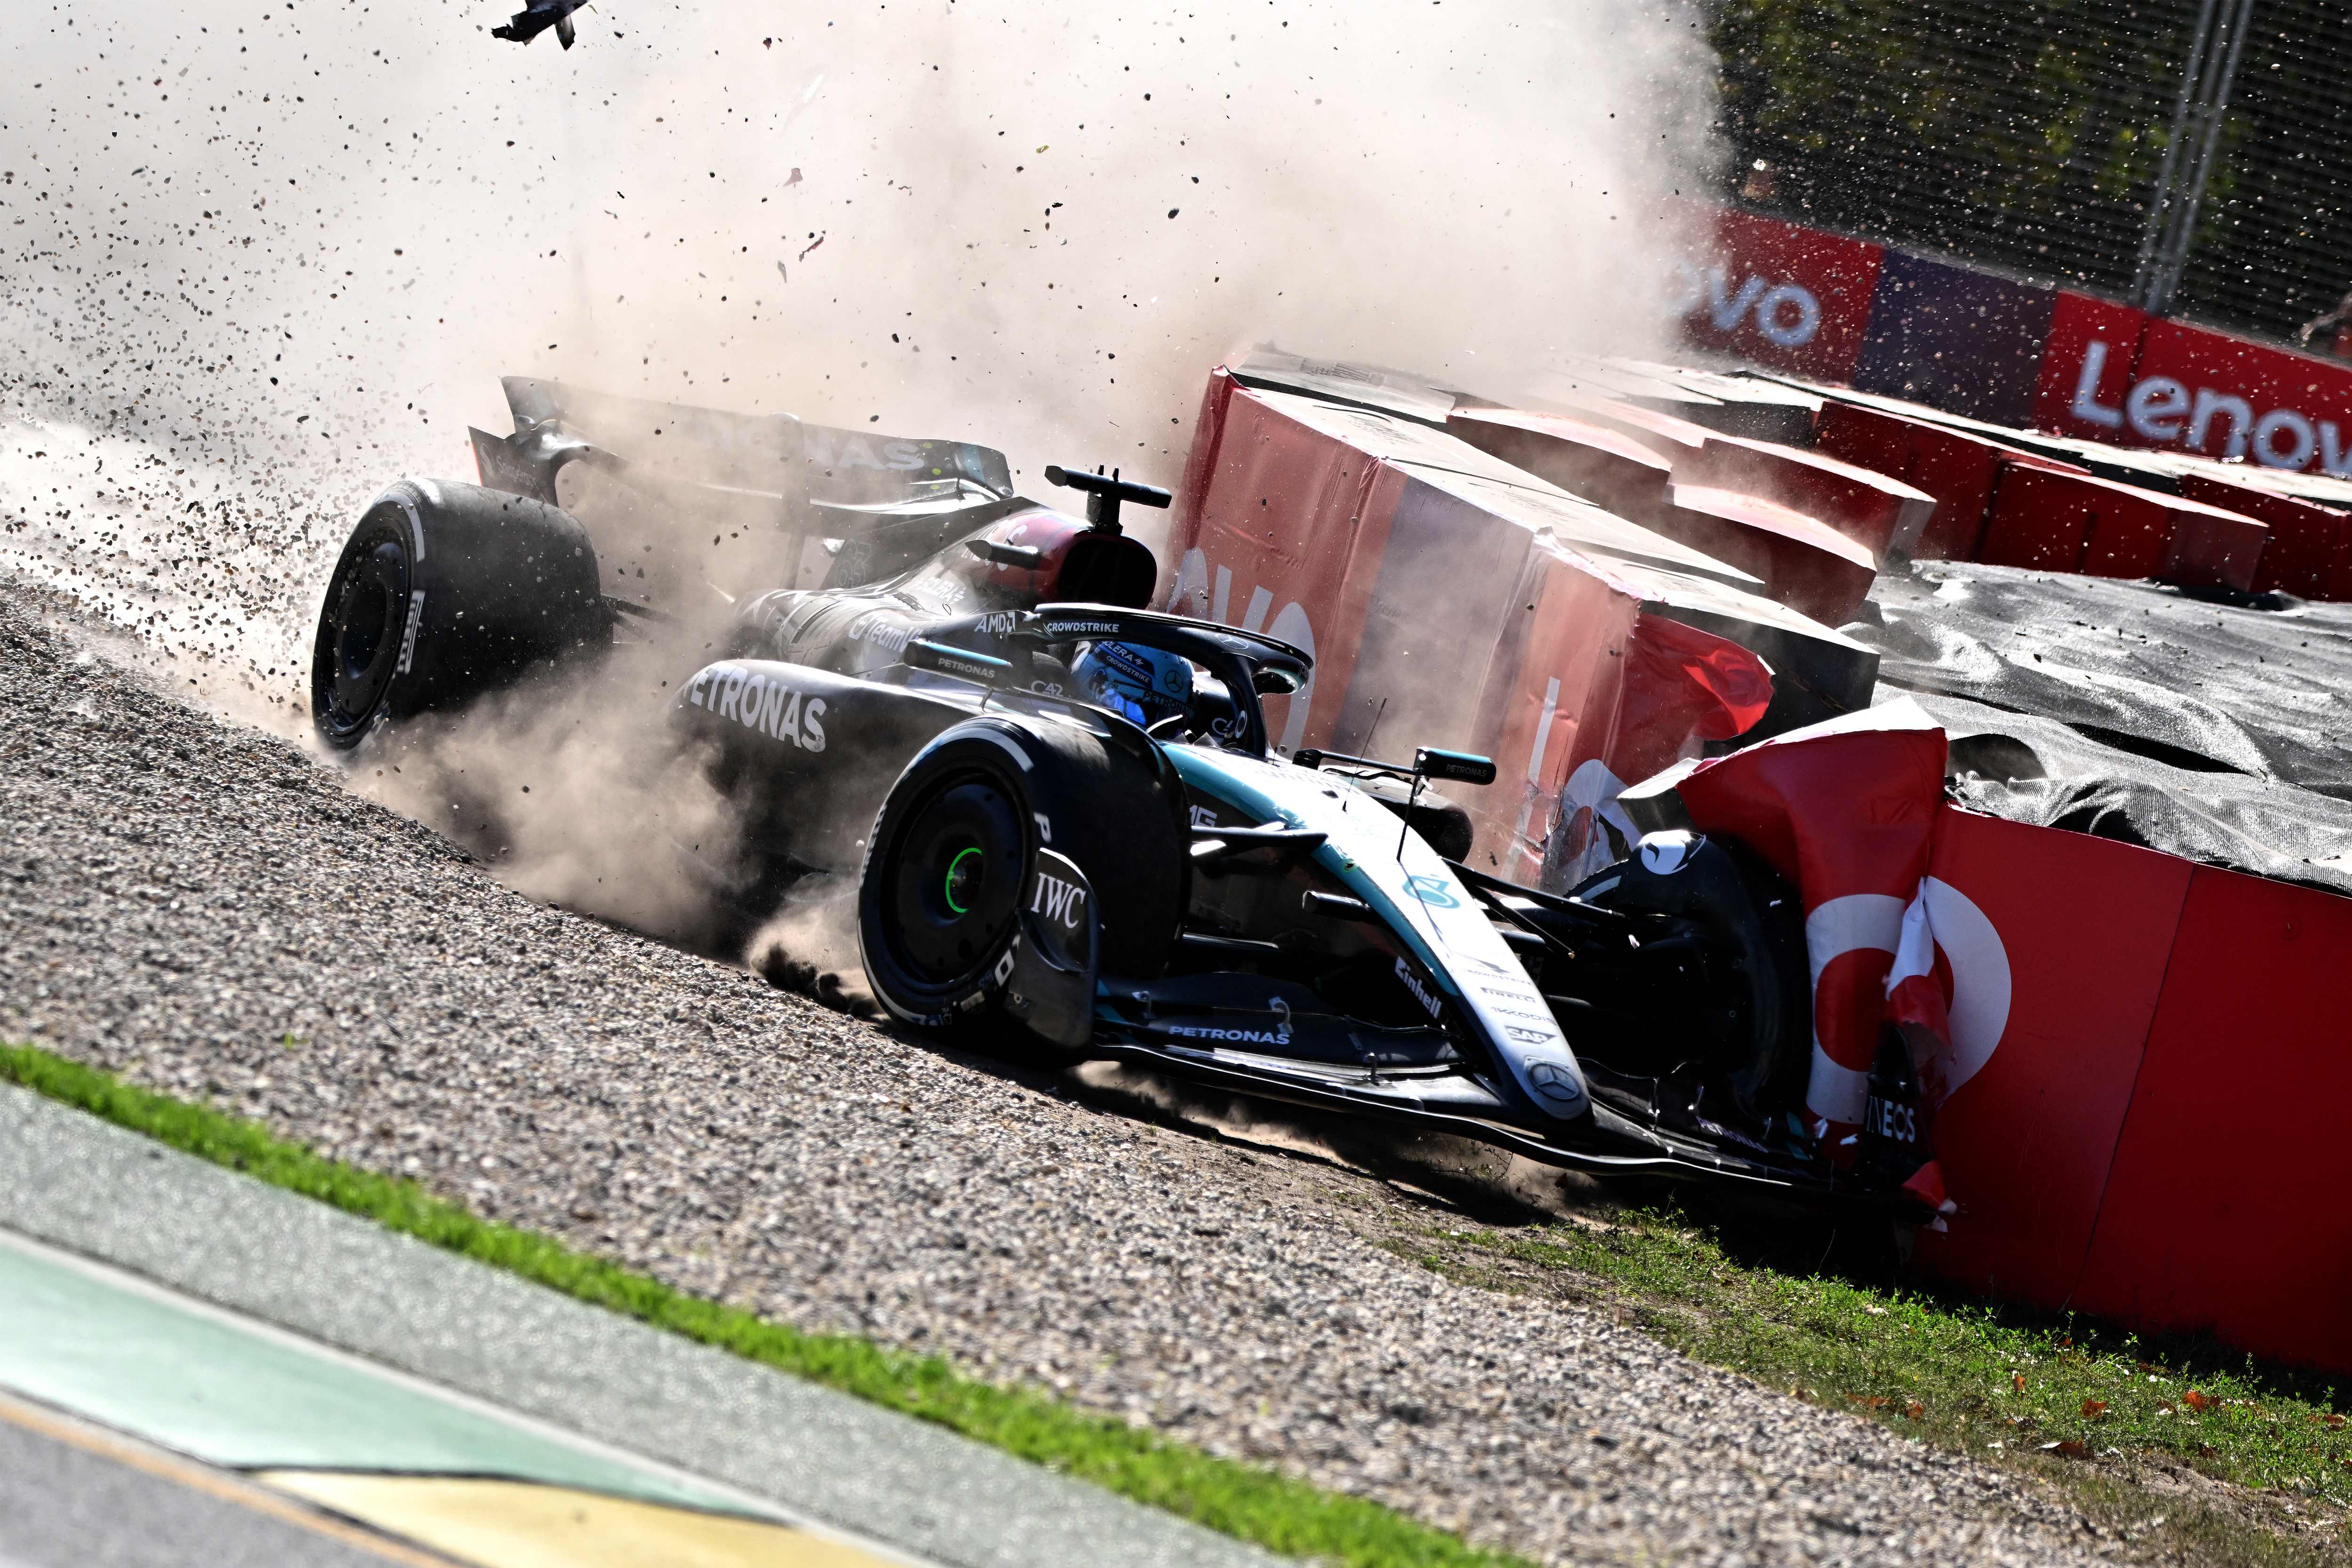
[308,377,1943,1210]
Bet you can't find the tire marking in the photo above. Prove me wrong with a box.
[395,591,426,677]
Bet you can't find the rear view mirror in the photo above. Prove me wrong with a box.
[1252,666,1304,696]
[1415,747,1496,787]
[964,536,1045,570]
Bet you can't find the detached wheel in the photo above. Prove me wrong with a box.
[311,480,606,750]
[858,718,1189,1044]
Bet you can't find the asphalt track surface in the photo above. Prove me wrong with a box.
[0,1082,1263,1568]
[0,590,2113,1568]
[0,1399,437,1568]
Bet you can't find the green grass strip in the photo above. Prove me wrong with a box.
[0,1042,1525,1568]
[1400,1213,2352,1495]
[1386,1210,2352,1567]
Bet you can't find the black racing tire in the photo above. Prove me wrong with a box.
[1569,834,1810,1119]
[857,717,1187,1044]
[310,480,606,750]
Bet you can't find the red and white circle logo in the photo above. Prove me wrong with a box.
[1802,879,2012,1136]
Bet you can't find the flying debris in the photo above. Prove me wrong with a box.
[492,0,592,49]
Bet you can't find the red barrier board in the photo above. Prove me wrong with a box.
[1675,710,2333,1373]
[1679,717,2352,1371]
[2159,494,2270,590]
[1809,400,1912,483]
[2176,471,2348,598]
[1977,462,2266,589]
[1813,401,2010,561]
[1694,717,2352,1372]
[1162,372,1394,756]
[1557,397,1716,460]
[1906,809,2194,1306]
[1476,547,1646,886]
[2032,291,2152,440]
[1445,407,1675,528]
[1661,485,1880,626]
[2069,866,2352,1374]
[1671,205,1883,382]
[1977,462,2102,571]
[2082,486,2199,581]
[1166,371,1875,884]
[1679,431,1937,558]
[1446,406,1880,625]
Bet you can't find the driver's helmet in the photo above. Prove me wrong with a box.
[1072,640,1193,726]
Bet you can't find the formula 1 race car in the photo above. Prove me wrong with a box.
[309,380,1927,1202]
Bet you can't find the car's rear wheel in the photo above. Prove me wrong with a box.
[321,534,411,739]
[311,480,607,750]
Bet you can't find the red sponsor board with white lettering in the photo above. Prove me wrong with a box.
[2031,291,2151,439]
[1162,370,1384,756]
[1677,204,2352,482]
[2034,295,2352,478]
[1895,806,2352,1374]
[1671,205,1883,382]
[1658,711,2352,1371]
[1457,543,1643,885]
[2130,320,2352,473]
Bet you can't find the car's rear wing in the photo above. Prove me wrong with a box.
[472,377,1015,517]
[465,377,1021,613]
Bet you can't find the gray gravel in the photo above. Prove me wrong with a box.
[0,591,2116,1568]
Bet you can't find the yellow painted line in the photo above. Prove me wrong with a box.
[262,1471,907,1568]
[0,1391,460,1568]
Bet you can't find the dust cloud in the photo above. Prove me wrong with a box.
[343,636,747,944]
[1,0,1723,962]
[746,888,878,1019]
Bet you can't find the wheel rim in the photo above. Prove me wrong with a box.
[319,537,409,738]
[880,773,1025,988]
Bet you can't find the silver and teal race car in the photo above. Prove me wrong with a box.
[309,380,1915,1202]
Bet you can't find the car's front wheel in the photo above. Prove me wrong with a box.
[861,746,1033,1018]
[857,718,1188,1053]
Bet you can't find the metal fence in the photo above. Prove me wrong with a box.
[1709,0,2352,345]
[2170,0,2352,341]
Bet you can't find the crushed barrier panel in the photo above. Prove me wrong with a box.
[1166,372,1850,883]
[1679,432,1937,559]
